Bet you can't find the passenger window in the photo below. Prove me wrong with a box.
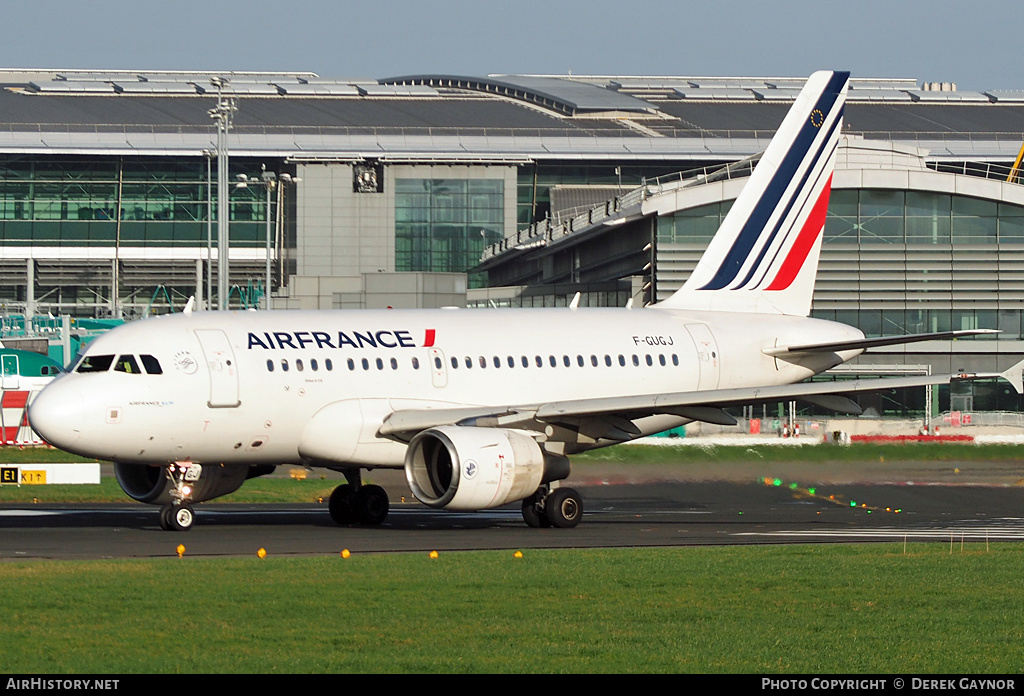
[465,356,473,369]
[618,355,626,367]
[434,356,442,369]
[140,355,163,374]
[114,355,141,374]
[535,356,543,368]
[632,355,639,367]
[296,359,304,372]
[361,358,370,371]
[604,355,612,367]
[326,359,333,371]
[645,355,653,366]
[266,359,274,372]
[77,354,115,373]
[548,355,556,367]
[347,359,355,371]
[577,355,584,367]
[591,355,598,367]
[507,356,514,368]
[390,358,398,370]
[521,356,529,368]
[310,359,319,371]
[451,356,458,368]
[672,354,679,366]
[563,355,571,367]
[412,357,420,370]
[659,354,666,366]
[493,356,500,368]
[479,356,486,368]
[281,359,289,372]
[376,358,384,370]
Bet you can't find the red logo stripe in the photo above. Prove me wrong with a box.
[423,329,436,347]
[765,175,833,291]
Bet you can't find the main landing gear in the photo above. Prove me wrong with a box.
[522,484,583,528]
[328,469,389,526]
[158,462,201,532]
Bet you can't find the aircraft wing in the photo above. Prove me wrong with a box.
[764,330,998,357]
[379,358,1024,440]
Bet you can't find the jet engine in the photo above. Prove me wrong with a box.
[404,425,564,511]
[113,462,273,505]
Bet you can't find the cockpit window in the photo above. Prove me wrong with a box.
[140,355,163,375]
[76,354,115,373]
[114,355,142,374]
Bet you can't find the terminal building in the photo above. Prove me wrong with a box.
[1,68,1023,418]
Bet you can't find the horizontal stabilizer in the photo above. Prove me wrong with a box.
[763,330,999,357]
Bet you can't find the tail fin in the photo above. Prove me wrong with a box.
[658,70,850,316]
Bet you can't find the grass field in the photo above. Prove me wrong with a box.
[2,442,1022,674]
[1,544,1022,673]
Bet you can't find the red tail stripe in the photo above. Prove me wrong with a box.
[765,175,833,292]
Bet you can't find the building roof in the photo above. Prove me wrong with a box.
[0,69,1019,161]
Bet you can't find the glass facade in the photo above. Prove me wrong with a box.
[0,155,275,248]
[656,190,1024,341]
[657,191,1024,246]
[824,190,1024,244]
[395,178,504,281]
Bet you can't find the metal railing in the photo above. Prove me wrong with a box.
[481,156,760,262]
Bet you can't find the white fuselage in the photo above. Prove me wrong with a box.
[28,306,863,468]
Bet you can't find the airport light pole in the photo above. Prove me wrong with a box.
[208,77,236,310]
[237,168,299,310]
[201,149,214,310]
[261,170,275,310]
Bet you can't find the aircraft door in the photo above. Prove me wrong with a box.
[428,348,447,388]
[1,355,18,390]
[685,324,720,390]
[194,329,240,408]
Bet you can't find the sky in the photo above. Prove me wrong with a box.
[3,0,1023,91]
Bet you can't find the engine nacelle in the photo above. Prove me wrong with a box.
[404,426,550,511]
[113,462,266,505]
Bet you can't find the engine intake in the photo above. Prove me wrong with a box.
[404,426,551,511]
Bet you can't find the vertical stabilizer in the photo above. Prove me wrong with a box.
[657,70,849,316]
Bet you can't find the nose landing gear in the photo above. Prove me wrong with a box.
[158,462,202,531]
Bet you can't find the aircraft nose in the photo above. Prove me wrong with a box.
[28,381,84,449]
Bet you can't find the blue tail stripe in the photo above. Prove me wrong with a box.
[734,106,843,290]
[699,72,848,291]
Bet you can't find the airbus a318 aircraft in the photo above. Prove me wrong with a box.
[28,71,1024,531]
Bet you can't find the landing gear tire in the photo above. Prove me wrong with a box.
[163,505,195,532]
[522,491,551,528]
[159,506,172,531]
[354,485,389,525]
[545,488,582,528]
[329,483,389,526]
[328,484,357,525]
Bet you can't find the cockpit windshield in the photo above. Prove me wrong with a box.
[76,354,115,373]
[75,353,163,375]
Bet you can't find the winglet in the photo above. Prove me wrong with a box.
[1000,358,1024,394]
